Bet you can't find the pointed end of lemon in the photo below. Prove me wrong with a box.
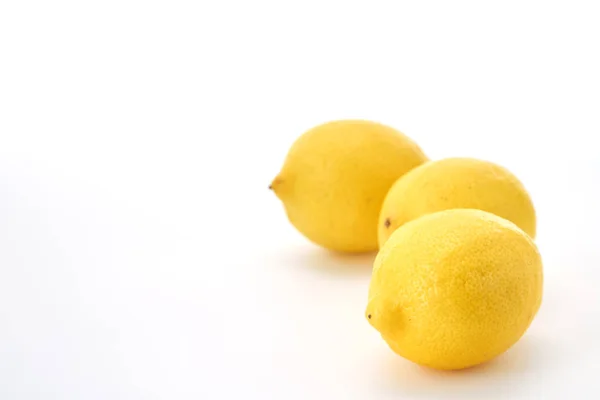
[269,175,285,197]
[365,302,378,330]
[365,295,399,335]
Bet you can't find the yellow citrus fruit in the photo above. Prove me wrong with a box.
[378,157,536,247]
[366,209,543,370]
[271,120,427,253]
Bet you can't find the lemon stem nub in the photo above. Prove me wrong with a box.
[270,176,284,193]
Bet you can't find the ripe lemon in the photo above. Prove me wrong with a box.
[378,158,536,247]
[366,209,543,370]
[271,120,427,253]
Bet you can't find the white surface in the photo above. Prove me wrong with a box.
[1,1,600,399]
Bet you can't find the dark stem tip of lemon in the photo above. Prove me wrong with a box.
[270,176,284,192]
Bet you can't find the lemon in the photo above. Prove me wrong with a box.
[366,209,543,370]
[271,120,427,253]
[378,157,536,247]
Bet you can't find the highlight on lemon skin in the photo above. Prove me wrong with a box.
[366,209,543,370]
[378,157,536,247]
[270,119,427,253]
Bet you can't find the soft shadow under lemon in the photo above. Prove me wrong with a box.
[276,245,376,278]
[375,335,549,399]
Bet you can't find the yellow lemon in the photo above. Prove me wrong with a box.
[378,157,536,247]
[271,120,427,253]
[366,209,543,370]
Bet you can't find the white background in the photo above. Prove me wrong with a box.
[1,1,599,399]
